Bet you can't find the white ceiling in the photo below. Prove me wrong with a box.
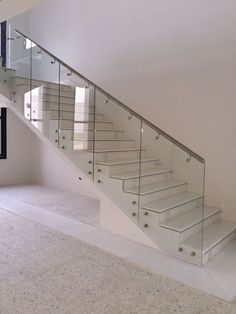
[0,0,44,23]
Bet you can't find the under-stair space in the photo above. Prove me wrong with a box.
[0,30,236,266]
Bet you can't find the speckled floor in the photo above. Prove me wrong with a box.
[0,184,100,226]
[0,208,234,314]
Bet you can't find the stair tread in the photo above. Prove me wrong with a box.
[93,129,124,132]
[111,168,172,180]
[96,158,159,166]
[42,93,75,99]
[87,148,145,153]
[181,220,236,254]
[160,206,221,232]
[37,100,76,105]
[142,192,203,213]
[46,109,102,115]
[125,180,187,196]
[74,138,134,142]
[51,119,112,123]
[12,76,74,89]
[73,129,124,133]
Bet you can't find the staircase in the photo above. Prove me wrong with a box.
[0,30,236,266]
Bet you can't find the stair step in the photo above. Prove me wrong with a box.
[45,109,103,116]
[96,158,159,166]
[50,119,111,123]
[160,206,221,232]
[111,168,172,180]
[73,129,124,135]
[12,76,74,90]
[142,192,203,213]
[42,92,75,99]
[94,129,124,133]
[87,148,145,153]
[39,100,75,106]
[74,139,134,142]
[40,87,75,97]
[125,180,187,196]
[181,220,236,254]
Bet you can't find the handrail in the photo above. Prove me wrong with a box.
[15,29,204,163]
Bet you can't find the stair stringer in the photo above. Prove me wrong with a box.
[2,96,158,249]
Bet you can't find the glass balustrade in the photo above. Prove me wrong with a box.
[94,89,142,221]
[58,63,95,178]
[0,29,208,265]
[140,121,205,264]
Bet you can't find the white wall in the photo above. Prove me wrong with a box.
[0,0,44,23]
[11,1,236,221]
[32,138,96,196]
[0,108,37,185]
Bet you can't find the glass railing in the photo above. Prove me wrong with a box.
[1,29,206,265]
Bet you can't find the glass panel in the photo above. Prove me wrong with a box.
[31,45,60,144]
[8,34,31,117]
[58,63,95,179]
[94,90,142,222]
[140,121,205,264]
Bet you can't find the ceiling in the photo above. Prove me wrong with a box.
[0,0,44,23]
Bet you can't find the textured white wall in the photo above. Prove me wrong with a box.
[0,108,37,185]
[0,0,44,23]
[11,0,236,221]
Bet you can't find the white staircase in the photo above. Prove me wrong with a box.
[1,32,236,266]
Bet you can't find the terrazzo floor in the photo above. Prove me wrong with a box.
[0,184,100,226]
[0,207,234,314]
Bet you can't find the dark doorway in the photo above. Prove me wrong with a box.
[1,21,7,67]
[0,108,7,159]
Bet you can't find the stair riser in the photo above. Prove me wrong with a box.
[203,231,236,264]
[59,120,113,129]
[124,172,173,189]
[42,103,74,111]
[94,122,114,130]
[49,111,104,121]
[42,94,75,104]
[74,130,124,140]
[50,111,74,120]
[94,166,139,221]
[140,208,161,226]
[179,212,221,242]
[138,212,192,261]
[182,230,236,264]
[95,151,142,162]
[108,161,160,176]
[89,141,135,150]
[139,184,187,204]
[58,119,74,128]
[74,113,104,121]
[138,213,202,264]
[39,89,75,98]
[58,130,73,142]
[42,103,94,113]
[159,198,203,222]
[95,131,124,139]
[75,105,95,113]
